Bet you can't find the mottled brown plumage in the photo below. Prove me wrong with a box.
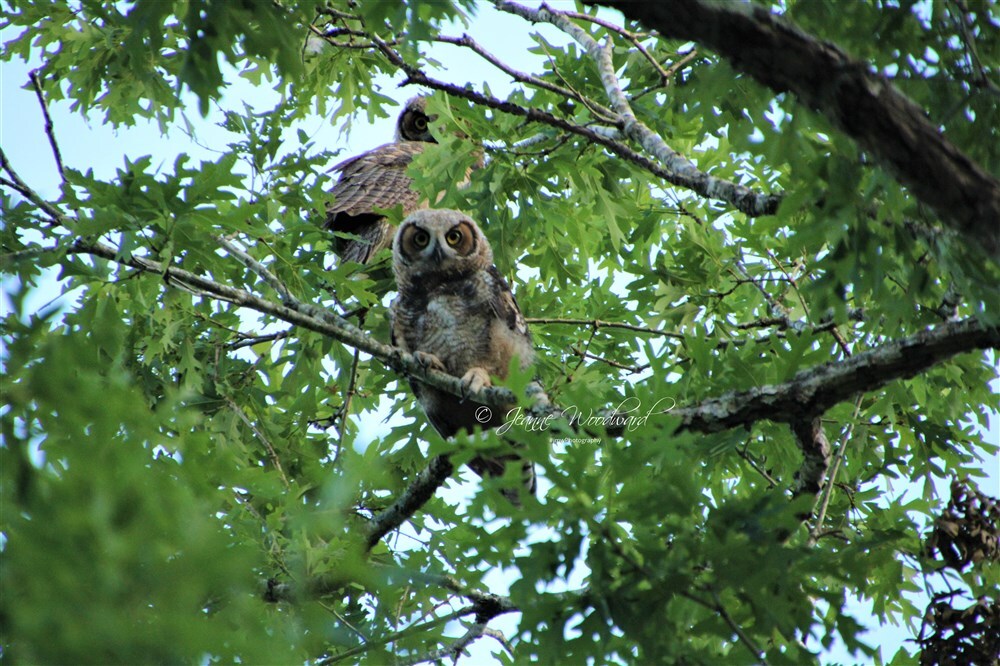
[390,210,536,503]
[324,97,436,264]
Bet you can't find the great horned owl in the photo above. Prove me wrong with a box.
[390,209,536,502]
[324,96,436,264]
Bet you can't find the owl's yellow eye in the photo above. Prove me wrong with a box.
[412,229,430,248]
[445,228,463,246]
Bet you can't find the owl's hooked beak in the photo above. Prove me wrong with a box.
[430,242,446,263]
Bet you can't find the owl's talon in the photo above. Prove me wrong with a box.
[413,351,446,373]
[460,367,491,400]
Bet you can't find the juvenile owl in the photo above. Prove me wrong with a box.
[390,209,536,501]
[324,96,436,264]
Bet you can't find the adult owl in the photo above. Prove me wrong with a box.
[324,96,436,264]
[390,209,536,502]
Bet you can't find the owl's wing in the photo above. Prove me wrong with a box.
[486,265,530,339]
[388,297,403,350]
[324,142,426,231]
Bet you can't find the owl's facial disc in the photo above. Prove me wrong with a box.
[412,227,430,249]
[394,213,486,276]
[445,222,477,256]
[398,223,439,264]
[399,108,438,143]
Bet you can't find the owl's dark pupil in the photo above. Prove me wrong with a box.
[413,230,430,247]
[415,116,427,130]
[446,230,462,245]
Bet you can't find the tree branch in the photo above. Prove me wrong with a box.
[0,148,65,223]
[264,564,522,622]
[215,235,295,304]
[363,26,780,218]
[398,621,505,666]
[28,68,66,183]
[227,329,291,351]
[493,0,781,217]
[53,239,519,408]
[673,317,999,433]
[807,397,863,545]
[16,237,995,445]
[224,396,291,489]
[526,316,685,339]
[592,0,1000,259]
[365,455,454,550]
[790,417,831,498]
[433,32,617,122]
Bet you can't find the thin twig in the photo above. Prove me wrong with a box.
[536,40,620,124]
[0,149,65,223]
[503,133,572,157]
[808,396,864,546]
[949,0,1000,94]
[562,326,598,386]
[631,49,700,101]
[707,588,767,662]
[570,345,648,374]
[28,68,66,182]
[366,456,455,549]
[434,32,616,120]
[598,524,767,662]
[315,6,361,21]
[224,397,291,489]
[318,608,470,665]
[729,260,784,318]
[736,442,779,488]
[333,349,361,464]
[228,330,292,351]
[526,317,684,339]
[663,50,699,80]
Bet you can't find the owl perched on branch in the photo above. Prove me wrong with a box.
[390,209,536,503]
[324,96,436,264]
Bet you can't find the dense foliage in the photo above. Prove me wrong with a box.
[2,1,998,663]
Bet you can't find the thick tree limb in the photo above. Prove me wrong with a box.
[672,317,1000,433]
[592,0,1000,259]
[790,417,831,498]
